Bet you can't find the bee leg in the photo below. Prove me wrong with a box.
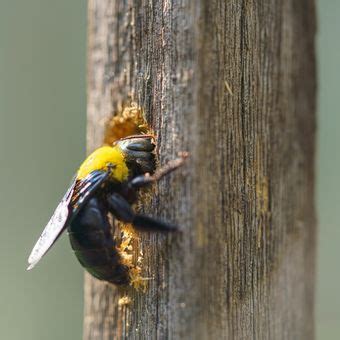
[129,153,187,189]
[107,193,178,232]
[132,214,179,232]
[106,193,135,223]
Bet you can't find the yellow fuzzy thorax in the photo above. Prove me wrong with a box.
[77,146,129,182]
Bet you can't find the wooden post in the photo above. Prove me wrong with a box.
[84,1,316,339]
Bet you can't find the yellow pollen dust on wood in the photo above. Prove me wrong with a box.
[104,103,152,146]
[116,223,149,292]
[106,103,153,291]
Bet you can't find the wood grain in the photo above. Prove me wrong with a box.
[84,0,316,339]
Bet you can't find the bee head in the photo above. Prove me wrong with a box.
[115,135,156,177]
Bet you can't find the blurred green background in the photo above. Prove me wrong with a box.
[0,1,337,339]
[316,2,340,338]
[0,1,86,339]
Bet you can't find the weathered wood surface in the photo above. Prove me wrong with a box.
[84,0,316,339]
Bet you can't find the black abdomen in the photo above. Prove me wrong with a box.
[68,197,129,285]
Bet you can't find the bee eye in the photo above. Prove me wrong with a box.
[125,138,155,152]
[116,135,155,153]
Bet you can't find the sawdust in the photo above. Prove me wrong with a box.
[104,103,153,145]
[105,104,153,291]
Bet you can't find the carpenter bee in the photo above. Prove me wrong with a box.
[27,135,185,285]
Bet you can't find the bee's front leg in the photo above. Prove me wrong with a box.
[107,193,178,232]
[129,153,188,189]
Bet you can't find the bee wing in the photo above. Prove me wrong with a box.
[27,181,76,270]
[69,170,110,217]
[27,170,109,270]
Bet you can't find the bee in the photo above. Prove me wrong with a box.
[27,135,185,285]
